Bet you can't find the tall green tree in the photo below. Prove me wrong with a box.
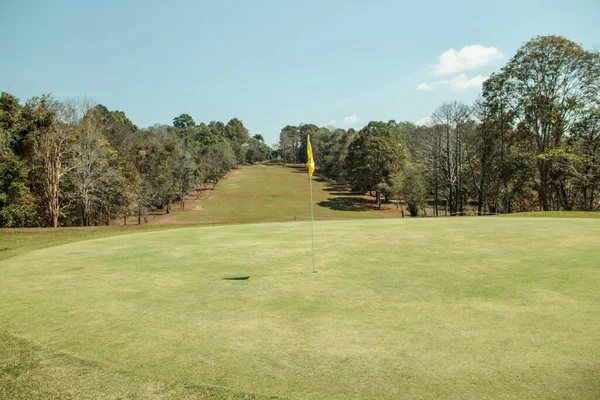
[173,114,196,210]
[0,155,36,227]
[390,162,427,217]
[498,35,600,210]
[345,121,405,208]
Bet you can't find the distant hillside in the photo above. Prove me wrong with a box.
[124,164,403,225]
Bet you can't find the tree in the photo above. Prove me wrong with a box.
[431,102,472,215]
[245,136,272,164]
[569,107,600,210]
[345,121,405,208]
[226,118,250,165]
[93,105,138,148]
[278,125,300,164]
[0,92,25,158]
[173,114,196,210]
[498,35,600,210]
[173,113,195,129]
[0,155,36,227]
[26,96,76,227]
[72,102,114,226]
[202,142,236,189]
[390,163,427,217]
[320,128,356,182]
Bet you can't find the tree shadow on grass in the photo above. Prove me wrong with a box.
[318,196,374,212]
[322,183,365,197]
[288,165,309,174]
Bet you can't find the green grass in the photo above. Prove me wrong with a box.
[2,217,599,399]
[0,225,181,262]
[505,211,600,218]
[150,164,399,225]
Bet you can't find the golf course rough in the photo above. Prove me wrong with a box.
[1,217,599,399]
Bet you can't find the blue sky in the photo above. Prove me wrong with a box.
[1,0,599,145]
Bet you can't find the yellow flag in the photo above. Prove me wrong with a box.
[306,135,315,176]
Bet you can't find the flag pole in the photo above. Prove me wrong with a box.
[306,134,316,274]
[309,174,316,274]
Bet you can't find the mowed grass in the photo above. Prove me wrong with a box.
[0,225,182,263]
[142,164,400,225]
[1,217,599,399]
[505,211,600,218]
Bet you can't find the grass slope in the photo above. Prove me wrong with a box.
[140,164,401,225]
[1,218,599,399]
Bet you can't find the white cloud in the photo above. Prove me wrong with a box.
[415,117,432,126]
[343,114,360,126]
[416,82,435,91]
[327,119,337,126]
[439,74,487,90]
[433,45,503,76]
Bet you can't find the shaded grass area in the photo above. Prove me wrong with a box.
[1,218,599,399]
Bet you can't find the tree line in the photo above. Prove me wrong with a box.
[0,98,272,227]
[277,35,600,216]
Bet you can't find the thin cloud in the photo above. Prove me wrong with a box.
[416,74,487,92]
[433,45,503,76]
[343,114,360,126]
[440,74,488,90]
[327,120,337,126]
[416,82,435,91]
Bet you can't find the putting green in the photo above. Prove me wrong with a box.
[1,218,599,399]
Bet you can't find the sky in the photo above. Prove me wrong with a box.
[1,0,599,145]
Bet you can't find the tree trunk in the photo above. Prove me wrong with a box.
[48,169,60,228]
[538,159,550,211]
[376,191,381,209]
[477,155,487,216]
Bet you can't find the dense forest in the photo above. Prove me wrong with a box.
[0,98,272,227]
[277,35,600,215]
[1,35,599,227]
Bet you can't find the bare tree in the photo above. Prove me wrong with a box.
[432,102,471,215]
[71,99,113,225]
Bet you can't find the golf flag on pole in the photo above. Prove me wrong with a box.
[307,135,316,273]
[307,135,315,177]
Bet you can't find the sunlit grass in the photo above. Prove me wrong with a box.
[2,217,599,399]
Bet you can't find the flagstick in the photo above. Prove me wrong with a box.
[309,175,316,274]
